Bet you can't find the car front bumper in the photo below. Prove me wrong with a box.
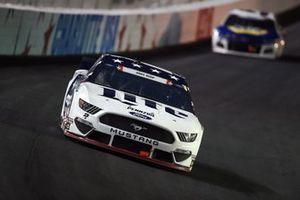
[212,36,284,59]
[61,109,200,172]
[64,130,193,172]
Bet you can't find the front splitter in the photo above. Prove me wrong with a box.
[64,131,192,172]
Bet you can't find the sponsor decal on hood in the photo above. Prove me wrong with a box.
[127,106,154,120]
[228,25,268,36]
[217,25,279,41]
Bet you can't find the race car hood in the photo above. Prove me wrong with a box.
[79,82,202,133]
[216,25,279,43]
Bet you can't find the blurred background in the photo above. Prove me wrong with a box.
[0,0,208,9]
[0,0,299,56]
[0,1,300,200]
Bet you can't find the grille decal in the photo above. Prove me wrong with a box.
[100,114,175,144]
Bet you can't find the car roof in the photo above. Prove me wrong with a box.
[98,54,188,87]
[229,9,276,21]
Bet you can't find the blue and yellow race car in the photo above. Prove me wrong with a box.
[212,9,285,59]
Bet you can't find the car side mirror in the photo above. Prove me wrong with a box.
[73,69,88,79]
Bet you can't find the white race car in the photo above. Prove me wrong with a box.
[212,9,285,59]
[60,54,204,172]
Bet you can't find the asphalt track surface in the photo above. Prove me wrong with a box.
[1,22,300,200]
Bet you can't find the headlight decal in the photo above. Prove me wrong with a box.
[177,132,197,142]
[79,98,101,114]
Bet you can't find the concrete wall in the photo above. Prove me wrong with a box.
[0,0,299,56]
[0,0,208,9]
[0,4,215,55]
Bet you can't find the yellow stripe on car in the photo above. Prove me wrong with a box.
[228,26,268,36]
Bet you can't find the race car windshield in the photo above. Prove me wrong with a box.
[225,14,276,30]
[87,63,194,112]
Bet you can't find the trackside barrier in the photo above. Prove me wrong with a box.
[0,0,299,56]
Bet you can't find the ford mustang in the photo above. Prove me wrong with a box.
[60,54,204,172]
